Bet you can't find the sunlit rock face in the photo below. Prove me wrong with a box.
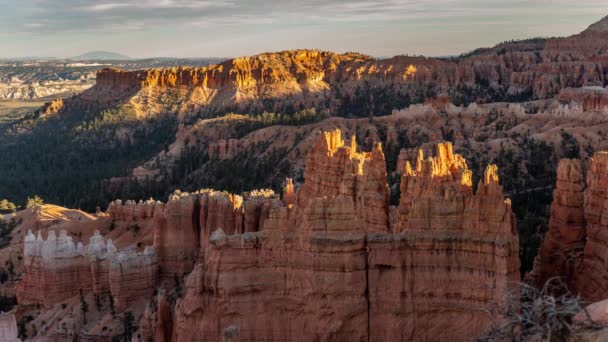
[172,130,520,342]
[86,17,608,117]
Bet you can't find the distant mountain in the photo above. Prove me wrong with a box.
[70,51,130,61]
[584,15,608,33]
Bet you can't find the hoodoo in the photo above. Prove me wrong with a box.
[14,130,519,341]
[169,130,519,341]
[530,152,608,302]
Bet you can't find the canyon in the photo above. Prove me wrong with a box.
[7,132,519,341]
[1,14,608,342]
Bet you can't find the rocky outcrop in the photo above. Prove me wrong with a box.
[0,313,20,342]
[530,152,608,302]
[296,129,389,233]
[155,290,173,342]
[527,159,586,289]
[558,87,608,112]
[109,246,157,311]
[16,229,157,310]
[38,98,64,117]
[172,131,519,341]
[208,139,250,160]
[85,16,608,116]
[372,143,519,340]
[575,152,608,302]
[155,192,199,277]
[0,80,93,100]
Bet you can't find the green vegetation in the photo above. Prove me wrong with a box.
[0,217,21,248]
[0,100,46,125]
[0,100,179,211]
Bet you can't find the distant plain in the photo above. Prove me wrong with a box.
[0,100,45,124]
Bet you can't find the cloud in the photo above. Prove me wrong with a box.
[6,0,607,34]
[1,0,607,58]
[84,0,235,12]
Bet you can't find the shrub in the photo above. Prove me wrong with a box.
[479,277,601,341]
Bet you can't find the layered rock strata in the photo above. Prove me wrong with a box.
[84,17,608,116]
[530,152,608,302]
[527,159,586,289]
[172,130,520,341]
[574,152,608,301]
[16,229,156,310]
[109,246,157,311]
[558,87,608,112]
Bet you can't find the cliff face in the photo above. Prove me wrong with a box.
[558,87,608,112]
[13,130,522,341]
[172,130,519,341]
[530,152,608,302]
[15,229,156,311]
[85,20,608,115]
[527,159,586,290]
[372,144,519,340]
[575,152,608,301]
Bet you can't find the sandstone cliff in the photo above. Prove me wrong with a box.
[530,151,608,303]
[81,18,608,119]
[15,229,156,311]
[527,159,586,290]
[172,131,519,341]
[574,152,608,302]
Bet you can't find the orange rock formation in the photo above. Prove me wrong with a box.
[15,130,520,341]
[172,130,519,341]
[81,17,608,117]
[531,152,608,302]
[527,159,586,290]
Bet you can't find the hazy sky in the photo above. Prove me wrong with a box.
[0,0,606,58]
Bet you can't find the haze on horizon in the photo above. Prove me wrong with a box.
[0,0,606,59]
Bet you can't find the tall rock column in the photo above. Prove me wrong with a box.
[155,193,199,277]
[576,152,608,301]
[369,142,519,341]
[527,159,586,290]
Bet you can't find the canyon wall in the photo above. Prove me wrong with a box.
[530,152,608,302]
[574,152,608,302]
[16,229,156,310]
[527,159,586,290]
[15,130,522,341]
[86,18,608,114]
[172,130,520,341]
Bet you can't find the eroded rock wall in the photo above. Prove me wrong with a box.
[527,159,586,290]
[172,130,520,342]
[16,229,157,311]
[530,152,608,302]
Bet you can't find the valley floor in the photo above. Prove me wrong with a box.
[0,100,45,125]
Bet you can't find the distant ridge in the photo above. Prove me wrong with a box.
[70,51,130,61]
[584,15,608,33]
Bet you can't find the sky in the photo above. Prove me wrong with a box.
[0,0,606,59]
